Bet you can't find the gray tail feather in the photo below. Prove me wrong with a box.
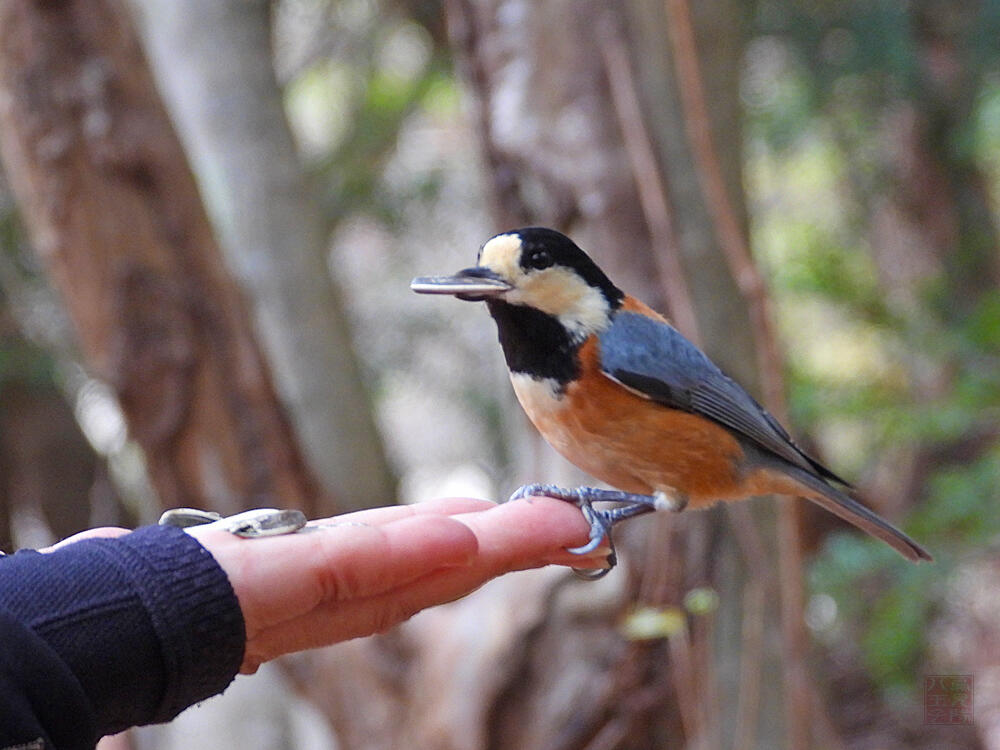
[789,467,932,563]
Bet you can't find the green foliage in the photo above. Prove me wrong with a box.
[913,451,1000,545]
[811,445,1000,691]
[860,567,934,691]
[750,0,1000,703]
[282,6,455,229]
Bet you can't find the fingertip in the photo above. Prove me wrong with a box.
[449,496,596,572]
[490,495,593,547]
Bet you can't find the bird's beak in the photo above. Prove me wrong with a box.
[410,267,513,301]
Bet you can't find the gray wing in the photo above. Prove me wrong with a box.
[598,311,846,483]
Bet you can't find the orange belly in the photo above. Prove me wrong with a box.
[510,339,749,507]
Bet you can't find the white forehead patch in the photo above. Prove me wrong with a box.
[478,233,523,280]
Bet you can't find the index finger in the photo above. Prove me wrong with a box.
[193,511,482,635]
[305,497,497,528]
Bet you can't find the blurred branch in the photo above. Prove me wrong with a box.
[444,0,532,229]
[665,0,785,414]
[668,627,704,742]
[597,13,701,344]
[597,25,725,741]
[732,580,765,750]
[662,0,814,747]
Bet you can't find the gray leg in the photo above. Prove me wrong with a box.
[510,484,664,508]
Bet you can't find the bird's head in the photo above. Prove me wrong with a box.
[412,227,623,338]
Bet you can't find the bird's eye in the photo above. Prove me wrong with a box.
[526,249,553,269]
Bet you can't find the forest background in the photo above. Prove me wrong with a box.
[0,1,998,749]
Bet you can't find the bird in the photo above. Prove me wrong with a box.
[411,227,932,575]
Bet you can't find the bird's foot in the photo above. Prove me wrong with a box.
[508,484,666,580]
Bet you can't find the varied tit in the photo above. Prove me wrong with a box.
[412,227,932,575]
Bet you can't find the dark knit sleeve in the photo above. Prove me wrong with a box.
[0,524,246,747]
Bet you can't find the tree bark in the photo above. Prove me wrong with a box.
[0,0,318,515]
[134,0,396,512]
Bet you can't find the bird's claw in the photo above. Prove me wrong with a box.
[567,501,617,580]
[566,500,614,555]
[508,483,662,579]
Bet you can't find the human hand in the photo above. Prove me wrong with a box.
[184,497,603,673]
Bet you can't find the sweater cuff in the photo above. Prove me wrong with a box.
[1,524,246,734]
[114,524,247,724]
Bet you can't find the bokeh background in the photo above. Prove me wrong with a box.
[0,0,998,748]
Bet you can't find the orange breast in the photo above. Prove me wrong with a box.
[510,333,749,506]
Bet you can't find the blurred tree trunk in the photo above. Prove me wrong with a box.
[0,0,318,515]
[134,0,396,512]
